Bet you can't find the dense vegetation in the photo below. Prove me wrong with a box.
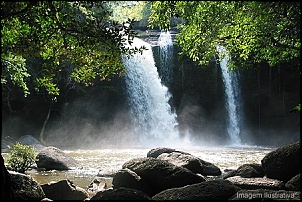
[1,1,146,100]
[149,1,300,70]
[2,1,299,98]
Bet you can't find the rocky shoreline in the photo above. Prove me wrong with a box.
[1,136,300,200]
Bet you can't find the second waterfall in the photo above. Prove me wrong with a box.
[122,37,181,148]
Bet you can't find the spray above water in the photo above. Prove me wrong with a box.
[217,45,243,146]
[122,37,183,148]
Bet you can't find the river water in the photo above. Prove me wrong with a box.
[2,146,275,191]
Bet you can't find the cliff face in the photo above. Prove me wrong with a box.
[158,45,300,146]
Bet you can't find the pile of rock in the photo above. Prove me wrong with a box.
[1,136,300,200]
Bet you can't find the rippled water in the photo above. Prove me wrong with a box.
[2,146,275,190]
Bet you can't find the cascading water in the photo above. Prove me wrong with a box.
[217,45,242,146]
[158,30,174,88]
[122,37,180,148]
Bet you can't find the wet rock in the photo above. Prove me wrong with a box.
[226,176,285,190]
[112,168,155,196]
[36,146,81,171]
[90,187,151,200]
[122,157,205,194]
[223,163,265,179]
[147,147,184,158]
[148,147,221,176]
[157,151,221,176]
[8,170,46,200]
[152,179,241,200]
[41,179,89,200]
[261,141,300,182]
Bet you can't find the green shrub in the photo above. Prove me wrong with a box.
[7,142,37,173]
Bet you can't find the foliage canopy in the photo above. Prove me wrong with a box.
[1,1,146,99]
[149,1,300,70]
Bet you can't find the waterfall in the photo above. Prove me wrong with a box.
[158,30,173,88]
[217,45,242,145]
[122,37,180,148]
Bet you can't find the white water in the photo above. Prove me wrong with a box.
[158,30,174,88]
[217,45,242,145]
[122,37,184,148]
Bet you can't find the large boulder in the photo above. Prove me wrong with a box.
[41,179,89,200]
[223,164,265,179]
[122,157,205,194]
[226,176,285,190]
[147,147,221,176]
[36,146,81,171]
[152,179,241,200]
[8,170,46,200]
[157,151,221,176]
[112,168,154,196]
[261,141,300,182]
[90,187,151,200]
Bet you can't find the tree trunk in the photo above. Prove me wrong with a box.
[39,105,52,145]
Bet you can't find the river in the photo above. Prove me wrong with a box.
[2,145,275,191]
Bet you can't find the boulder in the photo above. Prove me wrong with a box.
[36,146,81,170]
[285,173,300,191]
[90,187,151,200]
[41,179,89,200]
[8,170,46,200]
[157,151,221,176]
[152,179,241,200]
[223,164,265,179]
[148,147,221,176]
[147,147,184,158]
[261,141,300,182]
[112,168,156,196]
[226,176,285,190]
[122,157,205,194]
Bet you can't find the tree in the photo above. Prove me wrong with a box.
[1,1,148,143]
[1,1,146,100]
[148,1,300,70]
[6,142,37,173]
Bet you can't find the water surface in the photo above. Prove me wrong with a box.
[4,146,274,190]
